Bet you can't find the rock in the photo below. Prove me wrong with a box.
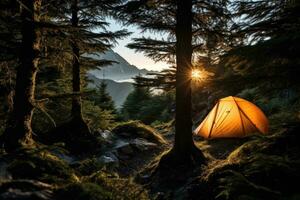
[96,130,114,146]
[98,130,112,140]
[114,140,129,149]
[103,130,112,137]
[130,138,157,151]
[50,151,75,164]
[113,140,134,159]
[117,132,131,138]
[94,129,103,135]
[118,144,134,155]
[98,152,119,165]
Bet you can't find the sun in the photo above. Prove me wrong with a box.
[191,69,202,80]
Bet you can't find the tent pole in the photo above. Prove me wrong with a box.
[235,100,262,133]
[208,100,220,138]
[232,97,246,135]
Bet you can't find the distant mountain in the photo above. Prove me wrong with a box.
[88,50,153,81]
[87,74,134,108]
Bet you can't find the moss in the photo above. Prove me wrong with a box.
[73,158,104,176]
[55,182,112,200]
[201,125,300,200]
[86,171,150,200]
[214,170,281,200]
[7,150,78,184]
[226,139,262,163]
[243,155,300,193]
[112,121,166,144]
[152,120,174,135]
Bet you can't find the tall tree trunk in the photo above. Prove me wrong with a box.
[71,0,82,120]
[158,0,205,166]
[173,0,194,159]
[70,0,90,135]
[2,0,41,152]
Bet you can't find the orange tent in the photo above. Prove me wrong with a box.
[194,96,269,138]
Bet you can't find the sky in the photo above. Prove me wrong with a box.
[107,19,169,71]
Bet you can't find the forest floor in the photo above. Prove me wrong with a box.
[145,124,300,200]
[0,122,300,200]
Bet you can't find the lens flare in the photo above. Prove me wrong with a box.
[191,69,202,80]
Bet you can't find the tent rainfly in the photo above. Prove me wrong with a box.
[194,96,269,138]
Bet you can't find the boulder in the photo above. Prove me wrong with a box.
[98,152,119,167]
[131,138,157,151]
[117,144,134,155]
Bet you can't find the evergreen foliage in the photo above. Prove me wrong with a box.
[89,81,116,113]
[121,85,174,124]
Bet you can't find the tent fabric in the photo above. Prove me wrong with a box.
[194,96,269,138]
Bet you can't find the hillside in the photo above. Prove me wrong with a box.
[88,50,153,81]
[87,73,134,108]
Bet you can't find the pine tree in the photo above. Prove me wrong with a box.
[42,0,128,138]
[216,0,300,94]
[96,81,116,112]
[0,0,19,133]
[158,0,206,165]
[1,0,42,151]
[116,0,231,165]
[121,77,151,121]
[69,0,91,135]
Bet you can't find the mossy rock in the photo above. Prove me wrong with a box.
[7,150,78,184]
[54,182,112,200]
[112,121,166,144]
[72,158,104,176]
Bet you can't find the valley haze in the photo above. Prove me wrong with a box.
[88,50,156,108]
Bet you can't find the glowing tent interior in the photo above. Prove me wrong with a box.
[194,96,269,138]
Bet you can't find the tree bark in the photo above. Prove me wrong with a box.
[2,0,41,152]
[173,0,194,159]
[71,0,82,120]
[159,0,205,165]
[70,0,91,135]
